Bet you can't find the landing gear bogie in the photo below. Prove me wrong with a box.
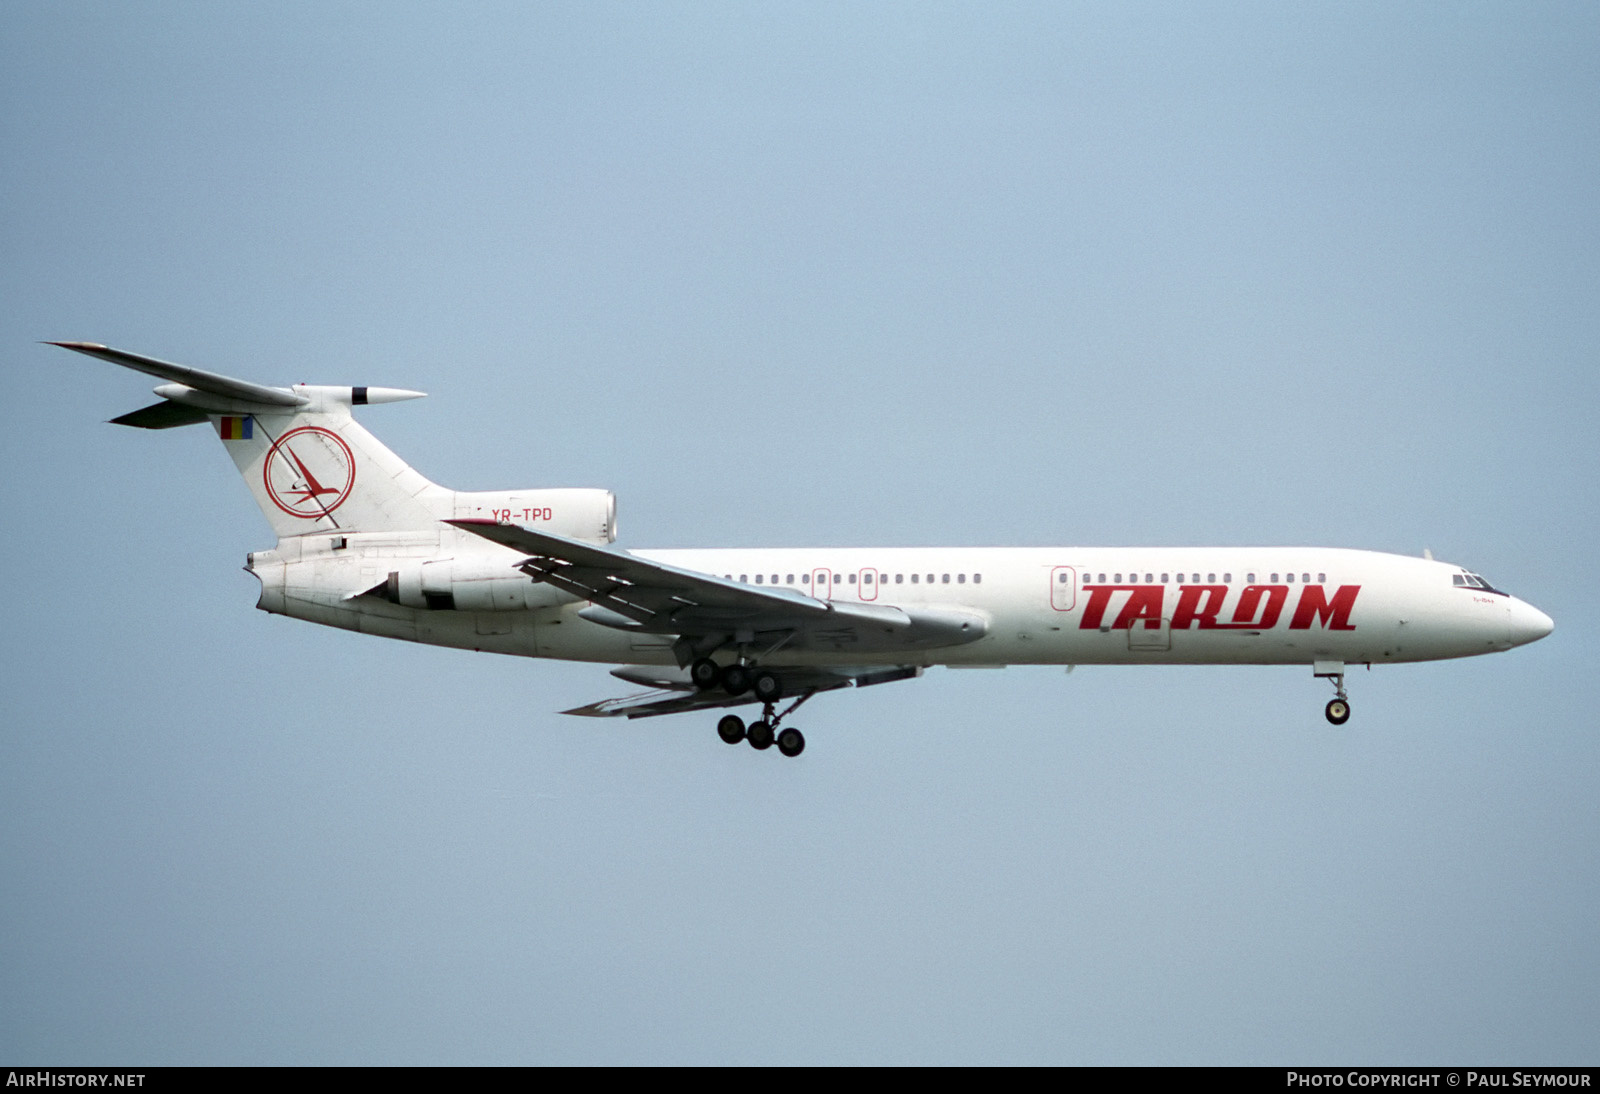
[711,691,814,757]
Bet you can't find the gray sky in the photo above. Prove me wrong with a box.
[3,1,1596,1064]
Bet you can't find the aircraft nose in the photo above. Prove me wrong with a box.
[1507,599,1554,646]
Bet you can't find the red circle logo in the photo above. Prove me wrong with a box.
[263,426,356,518]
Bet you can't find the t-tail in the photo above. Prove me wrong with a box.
[51,341,450,537]
[51,342,617,543]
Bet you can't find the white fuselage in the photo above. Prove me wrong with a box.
[248,533,1554,670]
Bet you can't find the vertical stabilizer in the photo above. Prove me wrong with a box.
[212,387,447,536]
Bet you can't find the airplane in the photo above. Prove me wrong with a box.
[52,341,1555,757]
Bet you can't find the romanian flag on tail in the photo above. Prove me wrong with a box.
[217,416,253,440]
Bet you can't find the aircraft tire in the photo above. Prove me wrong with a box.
[747,720,774,750]
[777,727,805,758]
[720,663,752,695]
[753,670,782,703]
[691,658,721,690]
[717,714,746,744]
[1325,698,1351,725]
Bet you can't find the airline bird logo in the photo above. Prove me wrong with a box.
[263,426,356,518]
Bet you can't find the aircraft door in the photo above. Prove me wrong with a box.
[813,568,832,600]
[1127,616,1171,651]
[1050,566,1077,611]
[859,567,879,602]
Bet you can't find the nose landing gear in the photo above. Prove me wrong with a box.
[1314,661,1352,725]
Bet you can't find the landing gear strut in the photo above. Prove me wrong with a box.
[1315,661,1352,725]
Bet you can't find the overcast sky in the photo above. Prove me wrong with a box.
[3,1,1596,1064]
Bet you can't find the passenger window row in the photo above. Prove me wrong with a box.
[1083,571,1327,584]
[723,572,983,587]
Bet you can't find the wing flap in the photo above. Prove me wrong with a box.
[562,688,760,719]
[568,665,923,719]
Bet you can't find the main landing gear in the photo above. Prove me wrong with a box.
[692,657,783,704]
[696,656,805,756]
[1315,661,1352,725]
[694,658,806,761]
[708,677,814,759]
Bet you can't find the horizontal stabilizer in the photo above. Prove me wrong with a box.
[108,400,211,430]
[49,342,306,406]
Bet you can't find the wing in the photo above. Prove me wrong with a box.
[447,519,988,657]
[564,664,922,719]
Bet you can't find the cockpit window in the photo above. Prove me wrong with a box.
[1455,571,1508,595]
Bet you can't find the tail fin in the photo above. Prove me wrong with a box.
[51,342,448,536]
